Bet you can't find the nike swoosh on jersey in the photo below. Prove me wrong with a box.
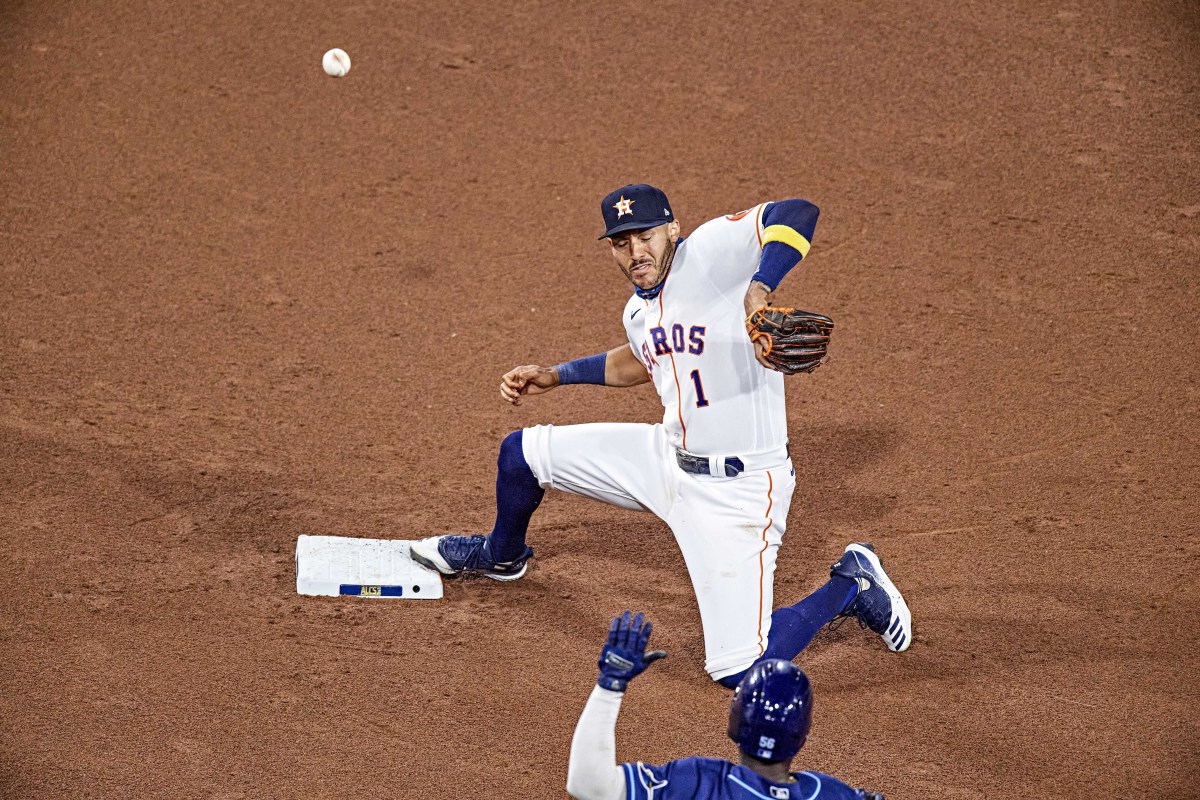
[630,308,641,320]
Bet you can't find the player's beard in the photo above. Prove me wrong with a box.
[635,238,677,292]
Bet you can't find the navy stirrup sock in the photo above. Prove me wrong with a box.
[717,574,860,689]
[484,430,544,563]
[762,574,859,661]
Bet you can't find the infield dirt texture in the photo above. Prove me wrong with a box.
[2,2,1197,798]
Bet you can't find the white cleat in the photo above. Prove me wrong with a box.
[830,542,912,652]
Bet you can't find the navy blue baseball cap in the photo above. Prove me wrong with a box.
[598,184,674,239]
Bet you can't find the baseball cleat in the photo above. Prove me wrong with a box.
[410,534,533,582]
[830,542,912,652]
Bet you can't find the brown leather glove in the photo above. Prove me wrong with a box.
[746,307,834,375]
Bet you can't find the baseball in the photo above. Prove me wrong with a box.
[322,48,350,78]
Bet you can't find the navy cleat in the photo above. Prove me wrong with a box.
[410,534,533,582]
[830,542,913,652]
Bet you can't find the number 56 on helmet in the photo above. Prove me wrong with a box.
[727,659,814,763]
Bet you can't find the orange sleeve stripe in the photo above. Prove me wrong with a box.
[755,203,766,249]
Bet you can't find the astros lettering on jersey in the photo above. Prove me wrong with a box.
[625,203,789,456]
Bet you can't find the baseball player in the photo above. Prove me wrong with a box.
[567,611,886,800]
[412,184,913,687]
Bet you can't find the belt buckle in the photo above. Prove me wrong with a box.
[675,449,701,475]
[676,448,744,477]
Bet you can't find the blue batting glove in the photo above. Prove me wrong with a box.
[596,610,668,692]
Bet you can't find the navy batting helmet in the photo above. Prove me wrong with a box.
[727,659,814,763]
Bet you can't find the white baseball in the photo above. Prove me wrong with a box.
[322,48,350,78]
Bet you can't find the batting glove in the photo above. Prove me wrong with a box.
[596,610,667,692]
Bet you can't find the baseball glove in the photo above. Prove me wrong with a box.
[746,307,834,375]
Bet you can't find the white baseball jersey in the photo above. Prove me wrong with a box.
[622,204,786,457]
[520,202,800,681]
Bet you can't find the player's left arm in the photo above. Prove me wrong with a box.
[566,612,667,800]
[566,686,627,800]
[742,198,820,316]
[743,199,820,367]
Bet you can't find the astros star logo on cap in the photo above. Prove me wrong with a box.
[613,196,635,218]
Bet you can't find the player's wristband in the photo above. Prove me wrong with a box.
[555,352,607,386]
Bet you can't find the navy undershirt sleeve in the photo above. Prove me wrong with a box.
[751,199,820,290]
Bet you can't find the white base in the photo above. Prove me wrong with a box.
[295,535,444,599]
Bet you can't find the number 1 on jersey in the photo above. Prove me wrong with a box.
[689,369,709,408]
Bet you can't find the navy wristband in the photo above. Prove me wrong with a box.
[555,352,607,385]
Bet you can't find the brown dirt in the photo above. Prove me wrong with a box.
[2,1,1197,798]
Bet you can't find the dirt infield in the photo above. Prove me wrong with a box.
[2,1,1197,798]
